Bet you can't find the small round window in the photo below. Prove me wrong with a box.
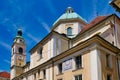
[19,47,23,54]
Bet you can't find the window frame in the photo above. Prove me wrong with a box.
[38,47,43,60]
[74,74,82,80]
[34,73,36,80]
[18,47,23,54]
[106,53,112,68]
[43,69,46,79]
[57,79,63,80]
[107,74,112,80]
[75,55,82,69]
[67,27,72,36]
[58,63,62,74]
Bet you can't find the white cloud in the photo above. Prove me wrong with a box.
[35,16,50,33]
[41,22,50,33]
[0,42,11,51]
[1,18,10,24]
[100,3,109,15]
[4,59,11,65]
[92,0,97,17]
[27,33,40,43]
[45,1,56,14]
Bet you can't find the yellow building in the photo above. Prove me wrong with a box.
[11,7,120,80]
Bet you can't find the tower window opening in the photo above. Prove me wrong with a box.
[19,63,21,66]
[67,27,72,36]
[19,47,23,54]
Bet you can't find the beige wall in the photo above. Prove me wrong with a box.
[54,50,91,80]
[0,77,9,80]
[30,34,68,69]
[13,43,120,80]
[73,16,120,49]
[73,24,111,46]
[115,17,120,48]
[73,19,116,47]
[100,50,118,80]
[30,40,49,68]
[54,22,86,37]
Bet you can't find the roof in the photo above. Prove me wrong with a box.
[53,13,87,25]
[0,71,10,78]
[74,14,120,40]
[30,31,69,53]
[53,6,87,26]
[80,15,108,33]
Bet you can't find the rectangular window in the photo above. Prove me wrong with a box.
[38,70,40,78]
[34,73,36,80]
[75,75,82,80]
[107,74,112,80]
[43,69,46,79]
[75,55,82,69]
[106,54,112,68]
[38,47,43,59]
[58,63,62,74]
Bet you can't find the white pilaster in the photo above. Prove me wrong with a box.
[58,38,61,54]
[50,66,53,80]
[48,40,51,59]
[46,68,49,80]
[51,36,56,58]
[90,46,102,80]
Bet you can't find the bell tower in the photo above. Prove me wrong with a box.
[10,29,26,79]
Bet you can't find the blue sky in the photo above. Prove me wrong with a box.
[0,0,119,72]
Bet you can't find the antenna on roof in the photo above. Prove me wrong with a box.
[96,10,99,17]
[96,11,99,17]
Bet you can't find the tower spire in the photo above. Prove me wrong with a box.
[66,6,74,13]
[11,27,26,79]
[17,28,22,36]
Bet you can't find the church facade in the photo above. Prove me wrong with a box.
[10,7,120,80]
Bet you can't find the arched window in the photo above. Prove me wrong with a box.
[19,47,23,54]
[67,27,72,36]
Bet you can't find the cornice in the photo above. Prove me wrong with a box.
[12,35,120,80]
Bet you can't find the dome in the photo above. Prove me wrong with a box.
[53,6,87,25]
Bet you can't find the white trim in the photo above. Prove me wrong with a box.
[48,40,51,59]
[97,45,116,56]
[58,38,61,54]
[90,48,102,80]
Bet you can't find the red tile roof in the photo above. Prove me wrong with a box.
[0,71,10,78]
[80,16,108,33]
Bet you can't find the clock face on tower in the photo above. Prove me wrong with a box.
[18,55,24,61]
[18,47,23,54]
